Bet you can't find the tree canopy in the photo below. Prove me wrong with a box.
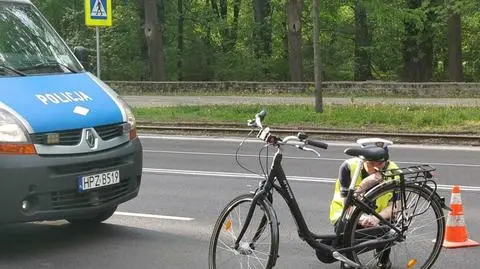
[31,0,479,82]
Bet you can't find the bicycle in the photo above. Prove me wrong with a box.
[208,110,450,269]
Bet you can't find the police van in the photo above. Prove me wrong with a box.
[0,0,143,224]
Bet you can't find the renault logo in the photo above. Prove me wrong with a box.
[85,129,96,148]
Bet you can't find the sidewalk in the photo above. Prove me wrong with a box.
[122,96,480,108]
[127,95,480,145]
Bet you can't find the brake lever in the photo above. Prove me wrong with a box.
[296,145,321,157]
[247,118,256,127]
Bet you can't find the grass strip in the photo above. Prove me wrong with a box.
[133,104,480,134]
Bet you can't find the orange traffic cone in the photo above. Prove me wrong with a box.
[443,185,479,248]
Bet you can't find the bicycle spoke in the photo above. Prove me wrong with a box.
[249,254,267,268]
[210,194,277,269]
[237,205,243,234]
[345,184,445,269]
[217,255,239,267]
[246,255,263,269]
[217,239,236,253]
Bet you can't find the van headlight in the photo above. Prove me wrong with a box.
[0,108,36,154]
[0,108,28,142]
[116,97,137,139]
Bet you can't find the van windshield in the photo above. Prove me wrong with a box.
[0,2,83,76]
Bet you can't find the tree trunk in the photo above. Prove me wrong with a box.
[210,0,239,52]
[403,18,419,81]
[178,0,184,80]
[354,0,372,81]
[313,0,322,112]
[253,0,272,58]
[402,0,434,82]
[202,0,215,80]
[219,0,229,50]
[136,0,149,80]
[231,0,241,50]
[447,12,463,81]
[143,0,166,81]
[286,0,303,81]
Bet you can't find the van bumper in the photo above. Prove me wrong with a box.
[0,138,143,224]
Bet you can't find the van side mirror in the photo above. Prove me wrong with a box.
[73,46,88,63]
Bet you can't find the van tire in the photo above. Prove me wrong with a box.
[66,206,117,225]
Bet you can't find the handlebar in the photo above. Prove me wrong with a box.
[305,139,328,149]
[247,110,267,128]
[247,110,328,152]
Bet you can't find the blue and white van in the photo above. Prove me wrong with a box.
[0,0,143,224]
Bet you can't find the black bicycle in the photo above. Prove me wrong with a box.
[208,111,450,269]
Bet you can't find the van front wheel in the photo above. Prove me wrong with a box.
[66,206,117,225]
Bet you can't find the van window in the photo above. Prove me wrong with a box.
[0,2,83,76]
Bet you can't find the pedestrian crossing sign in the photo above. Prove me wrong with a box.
[85,0,112,27]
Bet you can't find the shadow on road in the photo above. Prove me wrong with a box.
[0,221,156,257]
[0,221,206,269]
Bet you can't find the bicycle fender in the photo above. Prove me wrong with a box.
[364,180,451,211]
[420,184,451,211]
[260,197,281,267]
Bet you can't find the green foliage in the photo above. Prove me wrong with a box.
[28,0,480,82]
[101,2,147,80]
[462,9,480,81]
[32,0,146,80]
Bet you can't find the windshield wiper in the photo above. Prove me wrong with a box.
[0,65,26,76]
[20,61,78,73]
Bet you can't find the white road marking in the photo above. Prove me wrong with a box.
[143,168,480,192]
[114,211,194,221]
[143,167,332,182]
[139,134,480,151]
[143,149,480,168]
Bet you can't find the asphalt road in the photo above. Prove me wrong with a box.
[122,95,480,107]
[2,135,479,269]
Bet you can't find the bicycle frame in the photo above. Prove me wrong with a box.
[210,111,450,269]
[233,145,405,260]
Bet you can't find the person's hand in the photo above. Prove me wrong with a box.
[357,172,382,192]
[359,214,380,227]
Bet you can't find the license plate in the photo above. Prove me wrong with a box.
[78,170,120,192]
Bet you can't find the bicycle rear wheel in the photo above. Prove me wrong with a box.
[343,183,445,269]
[208,193,279,269]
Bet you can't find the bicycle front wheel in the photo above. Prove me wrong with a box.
[208,193,279,269]
[343,183,445,269]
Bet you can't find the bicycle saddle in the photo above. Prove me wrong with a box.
[344,147,389,161]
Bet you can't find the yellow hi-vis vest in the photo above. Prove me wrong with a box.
[329,158,399,225]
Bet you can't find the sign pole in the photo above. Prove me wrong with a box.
[96,26,100,78]
[85,0,112,79]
